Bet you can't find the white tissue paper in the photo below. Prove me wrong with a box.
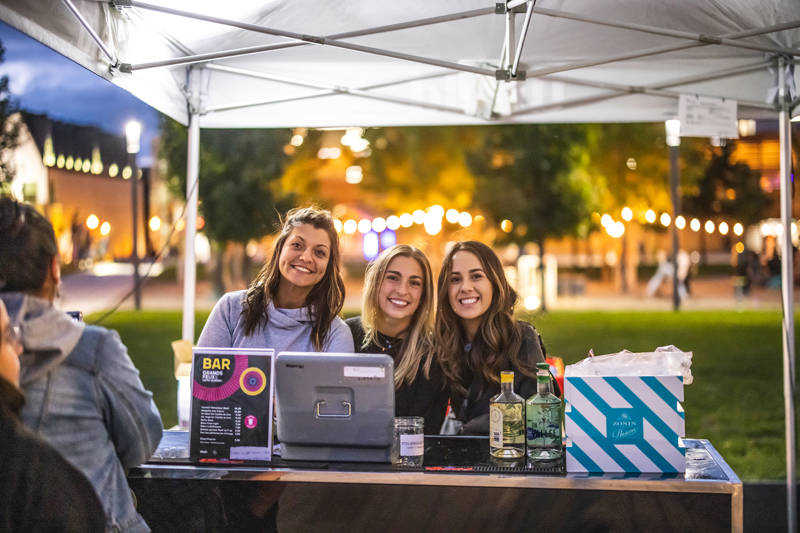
[565,345,692,385]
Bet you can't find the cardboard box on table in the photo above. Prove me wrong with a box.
[564,374,685,473]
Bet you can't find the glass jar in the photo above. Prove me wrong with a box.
[391,416,424,466]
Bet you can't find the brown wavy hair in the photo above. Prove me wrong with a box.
[434,241,535,394]
[360,244,436,388]
[241,206,344,350]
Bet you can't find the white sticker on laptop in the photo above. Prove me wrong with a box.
[343,366,386,379]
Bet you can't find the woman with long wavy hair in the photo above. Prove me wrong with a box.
[347,244,447,434]
[198,206,353,353]
[435,241,556,435]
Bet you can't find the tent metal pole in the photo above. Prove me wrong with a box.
[511,1,535,77]
[202,65,459,112]
[511,60,774,117]
[669,142,681,311]
[61,0,116,64]
[545,62,768,90]
[206,84,468,116]
[778,54,797,533]
[127,2,496,77]
[206,64,455,90]
[525,21,800,80]
[543,62,774,110]
[505,8,516,71]
[130,7,494,71]
[509,78,772,118]
[488,39,509,117]
[647,61,771,90]
[531,7,800,56]
[202,64,467,115]
[509,91,621,116]
[181,74,201,343]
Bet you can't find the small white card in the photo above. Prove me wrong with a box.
[400,434,424,456]
[230,446,270,461]
[343,366,386,379]
[678,94,738,139]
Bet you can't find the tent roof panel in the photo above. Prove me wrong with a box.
[1,0,797,128]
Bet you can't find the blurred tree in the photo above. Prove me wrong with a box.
[0,41,21,191]
[281,126,479,211]
[682,141,769,264]
[584,123,707,288]
[362,126,479,213]
[159,116,294,294]
[279,126,480,268]
[467,124,596,311]
[682,142,768,226]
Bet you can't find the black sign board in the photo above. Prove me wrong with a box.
[189,348,274,463]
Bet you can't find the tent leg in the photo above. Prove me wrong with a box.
[778,55,796,533]
[182,110,200,342]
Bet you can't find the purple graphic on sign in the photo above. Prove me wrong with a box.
[193,354,248,401]
[244,415,258,429]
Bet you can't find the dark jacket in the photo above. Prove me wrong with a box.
[0,375,106,533]
[347,317,449,434]
[450,321,557,435]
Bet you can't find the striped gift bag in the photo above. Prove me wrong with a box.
[564,375,685,473]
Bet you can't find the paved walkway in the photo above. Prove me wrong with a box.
[60,262,794,316]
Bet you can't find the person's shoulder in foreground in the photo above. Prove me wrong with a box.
[0,295,105,533]
[0,384,106,533]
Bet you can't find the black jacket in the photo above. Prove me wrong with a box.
[347,317,449,434]
[450,321,558,435]
[0,376,106,533]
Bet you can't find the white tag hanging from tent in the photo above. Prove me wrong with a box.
[678,94,738,139]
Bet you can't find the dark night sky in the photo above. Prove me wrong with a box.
[0,21,159,166]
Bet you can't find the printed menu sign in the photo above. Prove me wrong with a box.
[190,348,274,463]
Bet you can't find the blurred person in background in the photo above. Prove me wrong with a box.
[347,244,448,434]
[0,196,163,533]
[0,297,106,532]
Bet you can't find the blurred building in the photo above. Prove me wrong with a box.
[7,111,152,265]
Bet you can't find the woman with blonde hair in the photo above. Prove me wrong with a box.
[435,241,556,435]
[199,206,353,353]
[347,244,447,434]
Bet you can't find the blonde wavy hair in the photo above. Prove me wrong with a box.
[361,245,436,388]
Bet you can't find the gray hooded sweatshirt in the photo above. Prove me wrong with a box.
[1,292,163,533]
[197,289,354,352]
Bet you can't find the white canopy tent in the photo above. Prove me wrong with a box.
[2,0,799,527]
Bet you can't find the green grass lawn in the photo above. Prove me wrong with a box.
[92,309,796,481]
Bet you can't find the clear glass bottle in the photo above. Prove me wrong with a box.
[489,371,525,459]
[525,362,563,461]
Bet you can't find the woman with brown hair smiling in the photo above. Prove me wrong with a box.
[198,206,353,353]
[435,240,556,435]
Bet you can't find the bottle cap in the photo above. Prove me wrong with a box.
[536,362,550,372]
[500,371,514,383]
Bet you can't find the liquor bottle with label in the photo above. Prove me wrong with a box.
[526,362,563,461]
[489,371,525,459]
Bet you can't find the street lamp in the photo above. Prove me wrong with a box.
[665,119,681,311]
[126,120,142,310]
